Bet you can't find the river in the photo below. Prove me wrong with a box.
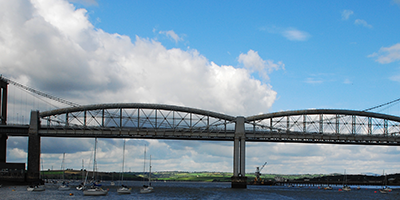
[2,181,399,200]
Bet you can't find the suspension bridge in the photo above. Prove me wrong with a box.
[1,76,400,188]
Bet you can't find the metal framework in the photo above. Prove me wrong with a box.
[34,105,400,145]
[245,109,400,145]
[39,103,237,140]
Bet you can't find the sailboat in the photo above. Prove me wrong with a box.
[140,145,153,194]
[342,170,351,191]
[58,153,71,191]
[82,138,108,196]
[117,139,131,194]
[380,171,392,194]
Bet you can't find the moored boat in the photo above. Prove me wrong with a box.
[117,139,131,195]
[140,185,153,194]
[117,185,131,194]
[324,186,333,190]
[83,187,108,196]
[27,185,45,192]
[140,145,154,194]
[58,183,70,191]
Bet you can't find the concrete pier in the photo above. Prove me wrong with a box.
[231,116,247,188]
[27,111,41,183]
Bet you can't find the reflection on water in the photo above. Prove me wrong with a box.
[1,181,400,200]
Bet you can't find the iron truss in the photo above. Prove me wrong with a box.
[245,109,400,145]
[18,105,400,145]
[39,103,236,140]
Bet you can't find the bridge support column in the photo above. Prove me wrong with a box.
[27,110,41,184]
[231,116,247,188]
[0,135,7,163]
[0,78,8,163]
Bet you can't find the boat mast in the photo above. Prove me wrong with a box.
[61,152,66,180]
[121,139,126,184]
[92,138,97,181]
[149,155,152,185]
[143,144,147,184]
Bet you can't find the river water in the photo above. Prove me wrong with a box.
[2,181,399,200]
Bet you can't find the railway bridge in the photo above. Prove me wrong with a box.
[1,78,400,188]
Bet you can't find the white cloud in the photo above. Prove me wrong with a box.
[159,30,183,43]
[68,0,98,6]
[354,19,373,28]
[369,43,400,64]
[238,50,284,81]
[263,26,310,41]
[0,0,278,116]
[305,77,323,84]
[390,74,400,82]
[282,28,310,41]
[343,78,352,84]
[341,10,354,20]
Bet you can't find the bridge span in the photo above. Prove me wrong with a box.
[2,103,400,187]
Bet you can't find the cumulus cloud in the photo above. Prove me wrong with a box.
[341,10,354,20]
[0,0,281,172]
[369,43,400,64]
[159,30,183,43]
[0,0,277,116]
[354,19,373,28]
[238,50,284,81]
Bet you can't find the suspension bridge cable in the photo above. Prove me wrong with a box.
[363,97,400,112]
[0,75,80,107]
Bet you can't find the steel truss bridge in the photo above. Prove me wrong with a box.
[2,104,400,143]
[1,77,400,188]
[18,104,400,145]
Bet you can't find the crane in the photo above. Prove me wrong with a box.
[0,75,80,107]
[255,162,267,182]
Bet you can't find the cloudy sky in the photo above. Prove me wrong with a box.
[2,0,400,175]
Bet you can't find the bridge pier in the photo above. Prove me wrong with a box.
[0,78,8,163]
[27,110,41,183]
[231,116,247,188]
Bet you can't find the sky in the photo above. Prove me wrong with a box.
[1,0,400,175]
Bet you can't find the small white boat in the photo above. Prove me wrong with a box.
[140,185,153,194]
[140,145,154,194]
[117,186,131,194]
[324,186,333,190]
[83,187,108,196]
[27,185,45,192]
[110,181,115,186]
[381,186,392,192]
[58,184,70,191]
[117,139,131,195]
[342,185,351,191]
[76,184,85,191]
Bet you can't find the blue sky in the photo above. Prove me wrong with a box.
[80,0,400,112]
[1,0,400,175]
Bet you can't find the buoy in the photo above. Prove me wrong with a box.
[69,193,74,196]
[12,189,15,191]
[374,191,377,193]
